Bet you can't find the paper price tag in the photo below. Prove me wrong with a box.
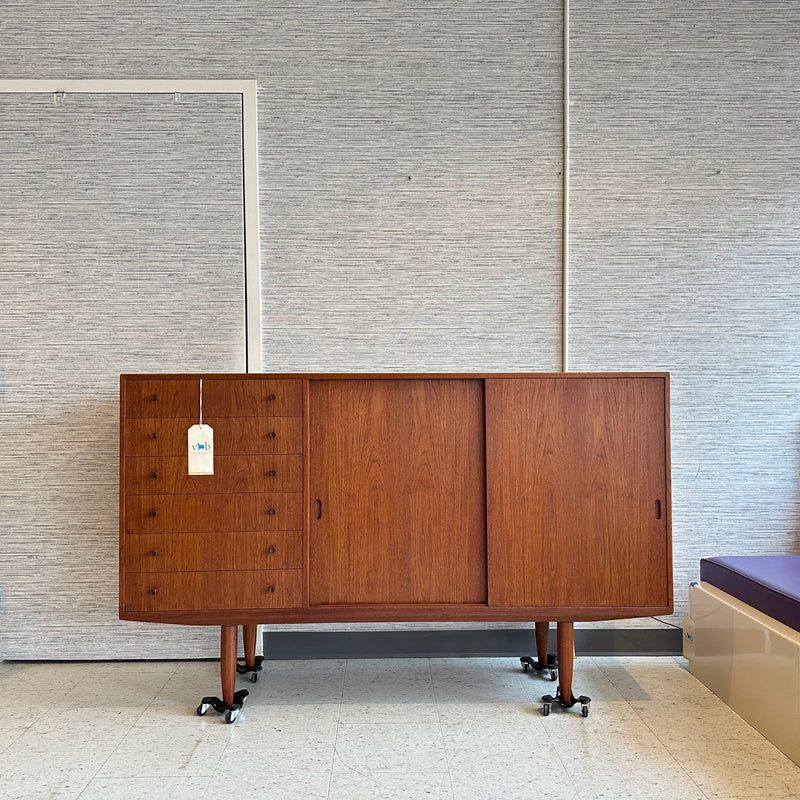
[188,424,214,475]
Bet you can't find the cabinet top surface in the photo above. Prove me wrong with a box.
[120,371,670,381]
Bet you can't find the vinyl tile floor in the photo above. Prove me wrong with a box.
[1,655,798,800]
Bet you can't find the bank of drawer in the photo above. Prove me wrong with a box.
[125,531,303,572]
[125,455,303,495]
[122,569,302,612]
[201,379,303,417]
[125,493,304,533]
[125,417,303,457]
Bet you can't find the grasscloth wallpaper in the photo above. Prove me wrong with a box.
[0,1,798,659]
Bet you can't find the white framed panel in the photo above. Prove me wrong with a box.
[0,82,260,658]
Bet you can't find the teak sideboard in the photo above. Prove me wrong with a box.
[119,372,672,720]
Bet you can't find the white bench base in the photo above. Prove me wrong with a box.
[684,581,800,765]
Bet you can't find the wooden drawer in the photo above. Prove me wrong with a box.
[125,378,303,419]
[125,380,198,419]
[125,493,304,533]
[124,417,304,457]
[201,379,303,417]
[124,531,303,572]
[122,569,302,612]
[125,455,303,495]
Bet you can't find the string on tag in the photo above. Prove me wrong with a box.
[199,378,203,426]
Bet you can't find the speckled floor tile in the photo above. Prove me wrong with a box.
[430,657,531,703]
[449,769,581,800]
[327,765,455,800]
[95,723,233,778]
[662,734,800,799]
[333,722,448,776]
[75,776,211,800]
[204,770,330,800]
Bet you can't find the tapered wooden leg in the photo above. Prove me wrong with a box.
[220,624,237,707]
[541,622,590,716]
[196,625,249,721]
[535,621,550,666]
[243,624,258,669]
[556,621,574,703]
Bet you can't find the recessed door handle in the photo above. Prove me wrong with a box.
[315,498,322,520]
[654,499,662,520]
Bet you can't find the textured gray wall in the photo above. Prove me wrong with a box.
[0,1,798,658]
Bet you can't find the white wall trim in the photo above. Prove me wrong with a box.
[562,2,570,373]
[0,79,262,372]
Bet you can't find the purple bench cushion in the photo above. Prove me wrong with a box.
[700,555,800,634]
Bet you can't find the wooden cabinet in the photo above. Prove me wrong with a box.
[121,372,671,621]
[119,372,671,712]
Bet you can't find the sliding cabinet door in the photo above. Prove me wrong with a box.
[309,379,487,606]
[486,376,671,611]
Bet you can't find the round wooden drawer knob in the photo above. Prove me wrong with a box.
[268,431,277,439]
[149,509,157,517]
[150,433,158,439]
[268,546,277,554]
[269,470,277,476]
[268,508,277,515]
[268,393,277,400]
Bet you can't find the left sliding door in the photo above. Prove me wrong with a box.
[0,91,248,658]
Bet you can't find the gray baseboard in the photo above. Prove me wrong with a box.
[262,627,682,659]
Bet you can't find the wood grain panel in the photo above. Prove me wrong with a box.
[308,379,487,605]
[486,377,670,608]
[125,455,303,495]
[201,378,303,417]
[124,531,302,572]
[125,493,304,533]
[124,417,304,456]
[122,569,302,612]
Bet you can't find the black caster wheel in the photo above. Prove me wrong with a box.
[224,708,240,724]
[548,668,558,681]
[579,695,591,717]
[249,671,259,684]
[522,662,530,673]
[542,702,551,716]
[196,702,210,716]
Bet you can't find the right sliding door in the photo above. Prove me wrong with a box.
[486,375,671,611]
